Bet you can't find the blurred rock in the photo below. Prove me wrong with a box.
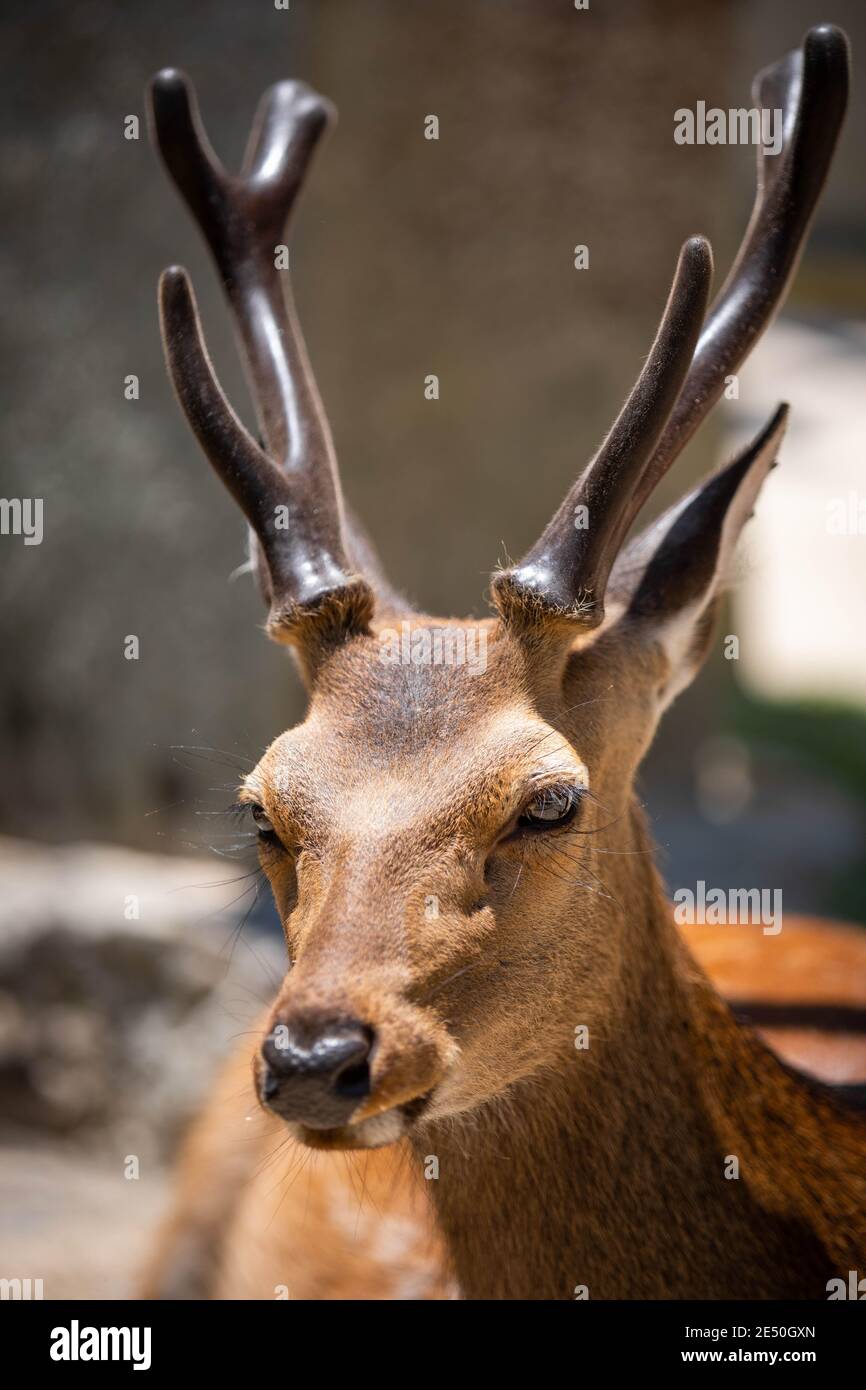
[0,837,283,1158]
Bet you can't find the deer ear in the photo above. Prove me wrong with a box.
[606,404,788,710]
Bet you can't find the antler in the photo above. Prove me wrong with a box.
[148,69,374,647]
[493,236,712,625]
[632,23,849,513]
[492,24,849,632]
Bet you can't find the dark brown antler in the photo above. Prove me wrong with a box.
[492,24,849,632]
[148,69,374,647]
[492,236,712,626]
[632,23,849,513]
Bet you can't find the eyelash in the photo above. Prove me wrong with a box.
[230,786,583,857]
[512,784,584,836]
[229,800,282,847]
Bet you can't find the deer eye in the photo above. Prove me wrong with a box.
[517,785,582,832]
[249,803,275,836]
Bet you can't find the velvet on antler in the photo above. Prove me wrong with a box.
[149,69,377,653]
[491,24,849,633]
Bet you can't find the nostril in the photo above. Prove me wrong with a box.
[260,1018,375,1123]
[333,1056,371,1100]
[330,1026,374,1101]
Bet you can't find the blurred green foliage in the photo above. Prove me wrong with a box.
[729,689,866,923]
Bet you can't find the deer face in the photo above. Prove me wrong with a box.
[149,28,845,1146]
[238,597,730,1149]
[242,622,629,1148]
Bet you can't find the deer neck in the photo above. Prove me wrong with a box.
[417,802,856,1300]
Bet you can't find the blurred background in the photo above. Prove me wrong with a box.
[0,0,863,1296]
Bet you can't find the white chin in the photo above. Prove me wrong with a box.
[352,1110,408,1147]
[292,1107,408,1151]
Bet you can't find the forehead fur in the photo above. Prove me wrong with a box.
[249,622,590,830]
[306,620,530,753]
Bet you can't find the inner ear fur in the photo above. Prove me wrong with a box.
[610,406,787,622]
[603,404,789,701]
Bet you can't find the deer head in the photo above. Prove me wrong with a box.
[148,25,848,1153]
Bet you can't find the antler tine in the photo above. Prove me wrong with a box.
[149,68,373,648]
[147,69,228,253]
[149,69,333,463]
[631,23,849,514]
[158,265,280,531]
[492,235,712,628]
[158,267,359,607]
[241,79,330,199]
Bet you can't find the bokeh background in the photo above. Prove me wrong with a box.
[0,0,863,1297]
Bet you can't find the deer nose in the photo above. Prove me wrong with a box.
[259,1019,374,1127]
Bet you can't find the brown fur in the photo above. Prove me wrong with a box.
[142,616,866,1300]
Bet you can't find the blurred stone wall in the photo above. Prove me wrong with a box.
[0,0,859,852]
[0,836,281,1156]
[0,834,283,1299]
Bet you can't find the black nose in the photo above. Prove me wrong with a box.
[260,1018,374,1128]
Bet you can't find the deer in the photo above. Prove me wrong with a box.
[141,24,866,1301]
